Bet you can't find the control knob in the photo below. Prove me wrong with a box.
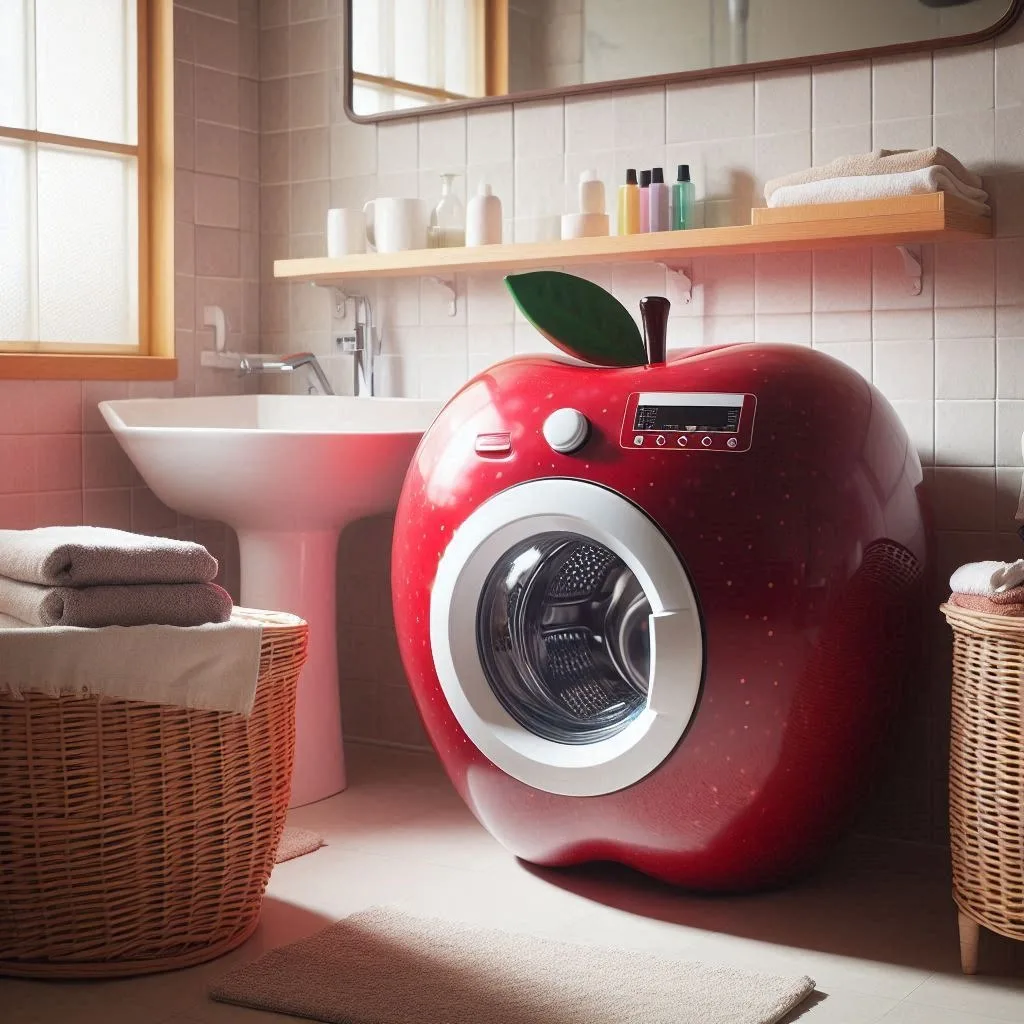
[543,408,590,454]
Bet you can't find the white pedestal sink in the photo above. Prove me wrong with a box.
[100,395,439,807]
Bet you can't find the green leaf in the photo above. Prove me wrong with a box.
[504,271,647,367]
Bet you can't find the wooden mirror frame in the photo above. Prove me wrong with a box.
[344,0,1022,124]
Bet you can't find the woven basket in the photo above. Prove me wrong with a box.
[0,607,308,978]
[942,602,1024,974]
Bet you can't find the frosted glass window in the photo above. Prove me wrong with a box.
[0,141,33,341]
[352,0,383,75]
[35,0,137,145]
[0,2,30,129]
[394,0,432,88]
[36,146,137,344]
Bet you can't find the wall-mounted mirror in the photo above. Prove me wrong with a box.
[345,0,1020,121]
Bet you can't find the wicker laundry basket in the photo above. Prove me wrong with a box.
[0,607,308,978]
[942,602,1024,975]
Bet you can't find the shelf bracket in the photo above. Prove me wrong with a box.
[657,262,693,304]
[895,245,923,296]
[311,282,353,320]
[426,276,458,316]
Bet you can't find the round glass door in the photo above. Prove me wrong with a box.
[477,532,652,745]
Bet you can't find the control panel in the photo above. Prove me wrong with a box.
[619,391,756,452]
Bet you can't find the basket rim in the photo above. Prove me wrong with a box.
[940,601,1024,640]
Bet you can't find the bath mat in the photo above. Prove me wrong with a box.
[209,907,815,1024]
[274,827,325,864]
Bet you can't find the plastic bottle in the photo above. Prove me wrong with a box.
[671,164,695,230]
[616,168,640,235]
[579,170,605,216]
[639,169,651,232]
[649,167,669,232]
[466,182,502,246]
[429,172,465,248]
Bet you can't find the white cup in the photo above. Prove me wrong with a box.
[362,197,428,253]
[326,208,366,257]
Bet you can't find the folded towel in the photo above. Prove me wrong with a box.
[0,611,268,715]
[949,559,1024,598]
[0,577,233,628]
[764,146,983,201]
[949,593,1024,617]
[767,168,990,215]
[0,526,218,587]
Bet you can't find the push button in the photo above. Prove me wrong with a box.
[677,436,688,447]
[655,434,666,446]
[727,437,738,449]
[701,436,713,447]
[633,435,644,446]
[475,432,512,455]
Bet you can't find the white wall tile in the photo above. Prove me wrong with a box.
[996,36,1024,107]
[514,155,565,219]
[613,86,665,149]
[514,100,564,154]
[564,94,614,154]
[702,254,754,315]
[813,249,872,312]
[935,306,996,340]
[754,313,811,345]
[467,274,515,326]
[377,120,418,172]
[936,339,995,400]
[815,341,872,380]
[812,61,870,129]
[934,241,995,311]
[890,400,934,464]
[417,353,468,400]
[814,311,872,343]
[872,245,934,311]
[812,123,871,166]
[997,400,1024,465]
[996,466,1023,529]
[418,112,466,170]
[756,132,811,193]
[754,70,810,136]
[935,400,995,466]
[933,109,995,169]
[995,105,1024,165]
[874,340,934,401]
[931,467,995,531]
[666,76,754,143]
[872,116,932,151]
[873,54,932,122]
[998,337,1024,399]
[934,45,994,115]
[754,251,811,313]
[467,107,513,165]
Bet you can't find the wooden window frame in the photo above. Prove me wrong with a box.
[0,0,175,381]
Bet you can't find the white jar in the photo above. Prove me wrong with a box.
[466,182,502,246]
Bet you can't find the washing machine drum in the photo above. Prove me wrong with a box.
[429,479,704,799]
[478,532,652,746]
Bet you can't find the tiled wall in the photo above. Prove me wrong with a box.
[260,6,1024,842]
[0,0,261,597]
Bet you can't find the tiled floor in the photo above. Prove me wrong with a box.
[5,743,1024,1024]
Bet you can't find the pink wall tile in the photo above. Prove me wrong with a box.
[0,436,36,494]
[35,435,82,492]
[39,489,83,526]
[83,434,137,489]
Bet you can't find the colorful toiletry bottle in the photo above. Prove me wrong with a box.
[617,168,640,235]
[649,167,669,232]
[466,182,502,245]
[639,170,651,232]
[671,164,695,230]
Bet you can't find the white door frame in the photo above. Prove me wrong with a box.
[429,479,704,796]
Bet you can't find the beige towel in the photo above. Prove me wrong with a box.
[0,577,233,627]
[0,526,218,586]
[767,167,990,216]
[764,147,983,201]
[0,612,267,715]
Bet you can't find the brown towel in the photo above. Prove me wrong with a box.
[0,578,233,628]
[0,526,218,587]
[949,592,1024,617]
[764,147,983,201]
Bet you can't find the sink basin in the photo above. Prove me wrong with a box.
[100,394,440,806]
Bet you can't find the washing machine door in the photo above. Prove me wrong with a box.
[430,479,703,796]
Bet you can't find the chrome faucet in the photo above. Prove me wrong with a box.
[335,295,377,397]
[238,352,335,395]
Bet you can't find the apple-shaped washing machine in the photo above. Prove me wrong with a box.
[392,340,928,891]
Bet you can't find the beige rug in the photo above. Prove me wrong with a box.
[210,907,815,1024]
[274,827,325,864]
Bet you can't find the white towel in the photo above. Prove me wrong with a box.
[767,166,990,215]
[949,560,1024,597]
[0,611,271,716]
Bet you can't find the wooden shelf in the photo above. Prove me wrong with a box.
[274,193,991,285]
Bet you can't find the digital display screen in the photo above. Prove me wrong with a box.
[634,403,742,433]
